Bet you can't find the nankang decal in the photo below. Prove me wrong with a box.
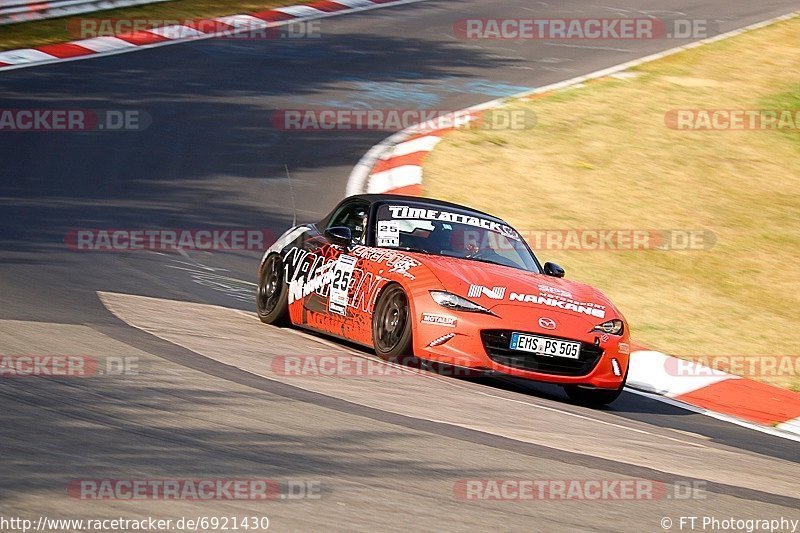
[466,284,606,319]
[509,292,606,319]
[387,205,519,241]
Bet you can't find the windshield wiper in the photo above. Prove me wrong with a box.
[464,255,526,270]
[391,246,434,255]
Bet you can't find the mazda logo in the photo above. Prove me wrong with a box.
[538,317,557,330]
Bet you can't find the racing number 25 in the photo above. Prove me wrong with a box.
[332,269,351,291]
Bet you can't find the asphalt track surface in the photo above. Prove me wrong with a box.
[1,0,799,531]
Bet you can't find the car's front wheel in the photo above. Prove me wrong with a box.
[372,284,413,358]
[257,253,289,325]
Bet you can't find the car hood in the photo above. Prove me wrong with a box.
[415,254,622,321]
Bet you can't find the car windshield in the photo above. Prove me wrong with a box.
[374,203,540,272]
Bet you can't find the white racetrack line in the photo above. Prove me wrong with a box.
[625,389,800,443]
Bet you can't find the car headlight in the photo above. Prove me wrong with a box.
[591,319,624,335]
[429,291,489,313]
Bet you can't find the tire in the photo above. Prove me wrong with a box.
[564,370,627,407]
[372,284,413,359]
[257,253,289,325]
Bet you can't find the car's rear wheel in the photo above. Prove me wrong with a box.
[563,370,627,406]
[257,253,289,325]
[372,284,413,358]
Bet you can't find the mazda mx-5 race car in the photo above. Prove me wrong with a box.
[257,194,631,405]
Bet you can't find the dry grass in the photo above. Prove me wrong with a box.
[0,0,311,51]
[424,18,800,389]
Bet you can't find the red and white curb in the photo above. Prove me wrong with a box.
[628,351,800,438]
[0,0,430,72]
[345,104,493,197]
[346,10,800,439]
[0,0,171,26]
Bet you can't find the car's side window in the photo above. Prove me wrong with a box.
[327,201,369,245]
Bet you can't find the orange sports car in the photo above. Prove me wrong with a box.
[257,194,631,405]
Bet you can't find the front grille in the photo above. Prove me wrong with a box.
[481,330,603,376]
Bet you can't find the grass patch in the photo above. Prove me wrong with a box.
[761,85,800,147]
[424,17,800,390]
[0,0,312,51]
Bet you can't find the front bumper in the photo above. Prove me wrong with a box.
[412,306,629,389]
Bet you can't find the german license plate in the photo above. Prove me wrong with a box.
[509,333,581,359]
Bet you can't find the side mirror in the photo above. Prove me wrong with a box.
[543,262,565,278]
[324,226,353,248]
